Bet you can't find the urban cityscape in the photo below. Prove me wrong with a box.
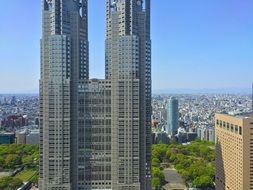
[0,0,253,190]
[1,92,253,189]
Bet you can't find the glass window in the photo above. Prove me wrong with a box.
[239,126,242,135]
[235,125,238,133]
[231,124,234,132]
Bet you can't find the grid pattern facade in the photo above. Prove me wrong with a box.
[40,0,88,189]
[215,113,253,190]
[106,1,151,189]
[40,1,151,190]
[77,79,112,190]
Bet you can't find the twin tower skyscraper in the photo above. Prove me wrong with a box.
[40,0,151,190]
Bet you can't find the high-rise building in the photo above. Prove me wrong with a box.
[166,97,179,136]
[106,1,151,189]
[215,113,253,190]
[40,0,88,189]
[40,0,151,190]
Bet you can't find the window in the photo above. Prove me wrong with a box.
[231,124,234,132]
[239,126,242,135]
[235,125,238,133]
[227,122,230,130]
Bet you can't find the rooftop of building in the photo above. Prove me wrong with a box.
[233,112,253,119]
[216,112,253,120]
[0,132,15,135]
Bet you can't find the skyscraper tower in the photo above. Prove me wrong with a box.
[106,0,151,189]
[40,0,88,189]
[40,0,151,189]
[167,97,179,136]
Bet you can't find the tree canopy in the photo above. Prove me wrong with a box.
[0,144,39,170]
[0,176,23,190]
[0,144,39,189]
[152,140,215,189]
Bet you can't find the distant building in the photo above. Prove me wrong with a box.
[0,133,15,144]
[26,129,39,146]
[0,97,6,105]
[14,129,39,146]
[154,132,169,144]
[197,126,215,142]
[161,109,167,121]
[166,97,179,136]
[187,132,198,142]
[11,96,16,106]
[177,131,187,143]
[176,127,197,143]
[151,133,156,144]
[215,113,253,190]
[1,115,28,129]
[208,127,215,142]
[35,117,39,126]
[16,131,27,144]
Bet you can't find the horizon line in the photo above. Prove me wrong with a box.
[0,87,252,95]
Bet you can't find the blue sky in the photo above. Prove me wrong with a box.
[0,0,252,93]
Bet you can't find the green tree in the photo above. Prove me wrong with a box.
[152,158,160,168]
[0,144,39,170]
[22,155,35,168]
[192,175,214,188]
[9,178,23,189]
[181,170,192,182]
[0,145,8,155]
[152,167,165,183]
[152,177,161,189]
[0,156,5,168]
[152,144,168,161]
[5,154,21,168]
[31,174,39,184]
[169,154,177,163]
[205,163,215,177]
[0,176,23,190]
[165,149,171,159]
[151,140,215,189]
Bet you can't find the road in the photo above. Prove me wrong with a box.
[163,168,187,190]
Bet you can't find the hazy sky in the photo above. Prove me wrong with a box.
[0,0,253,93]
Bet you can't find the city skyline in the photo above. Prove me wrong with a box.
[0,0,253,93]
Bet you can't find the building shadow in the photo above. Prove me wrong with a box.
[215,139,225,190]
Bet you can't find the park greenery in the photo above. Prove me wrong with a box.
[0,144,39,190]
[152,140,215,189]
[0,176,23,190]
[0,141,215,189]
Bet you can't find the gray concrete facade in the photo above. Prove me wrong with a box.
[106,1,151,189]
[40,1,151,190]
[40,0,88,189]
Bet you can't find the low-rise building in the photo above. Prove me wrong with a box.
[0,133,15,144]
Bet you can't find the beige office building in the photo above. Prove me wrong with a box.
[215,113,253,190]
